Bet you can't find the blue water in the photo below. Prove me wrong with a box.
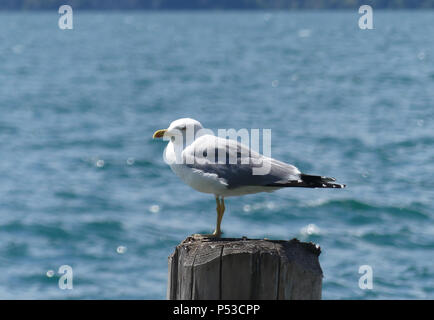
[0,11,433,299]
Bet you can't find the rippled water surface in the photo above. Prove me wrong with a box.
[0,11,433,299]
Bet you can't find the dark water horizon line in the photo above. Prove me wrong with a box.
[2,8,434,12]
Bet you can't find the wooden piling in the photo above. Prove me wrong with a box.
[167,236,323,300]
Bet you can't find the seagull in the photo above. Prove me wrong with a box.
[153,118,345,237]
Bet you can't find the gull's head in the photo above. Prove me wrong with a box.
[153,118,204,142]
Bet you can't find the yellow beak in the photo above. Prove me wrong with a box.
[153,129,167,139]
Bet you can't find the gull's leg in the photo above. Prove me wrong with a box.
[213,196,225,237]
[193,196,223,239]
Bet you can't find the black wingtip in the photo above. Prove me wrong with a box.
[299,173,345,189]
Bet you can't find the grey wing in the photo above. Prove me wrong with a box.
[182,135,301,189]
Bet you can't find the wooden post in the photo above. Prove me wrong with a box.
[167,236,323,300]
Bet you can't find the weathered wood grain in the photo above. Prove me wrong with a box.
[168,236,322,300]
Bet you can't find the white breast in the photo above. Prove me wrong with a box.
[164,141,228,195]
